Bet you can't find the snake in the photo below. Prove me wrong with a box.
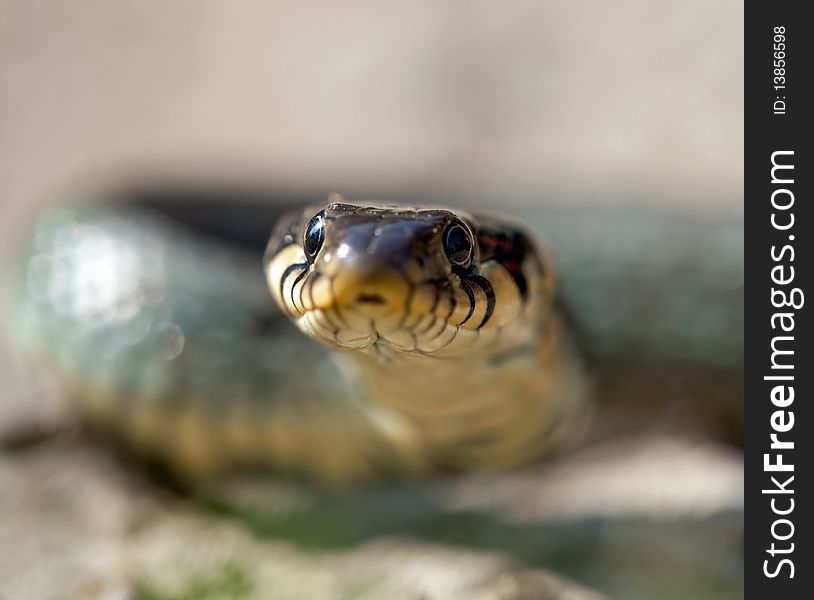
[4,187,744,485]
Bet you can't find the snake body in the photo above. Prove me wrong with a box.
[5,189,743,484]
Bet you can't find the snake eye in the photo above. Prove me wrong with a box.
[443,219,473,266]
[303,213,325,261]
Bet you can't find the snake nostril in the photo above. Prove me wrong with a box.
[356,293,386,305]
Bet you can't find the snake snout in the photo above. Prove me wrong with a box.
[310,222,417,315]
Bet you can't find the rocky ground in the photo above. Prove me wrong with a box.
[1,417,742,599]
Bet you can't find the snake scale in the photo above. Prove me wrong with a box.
[5,186,743,485]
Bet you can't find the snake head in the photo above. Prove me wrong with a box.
[264,195,550,359]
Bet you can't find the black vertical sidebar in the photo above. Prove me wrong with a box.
[745,1,811,598]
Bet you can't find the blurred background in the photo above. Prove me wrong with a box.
[1,1,742,599]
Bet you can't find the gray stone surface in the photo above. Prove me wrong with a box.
[1,435,741,599]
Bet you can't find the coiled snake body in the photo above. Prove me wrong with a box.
[6,190,743,484]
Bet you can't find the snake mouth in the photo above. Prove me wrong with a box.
[355,293,386,305]
[269,250,503,357]
[297,281,475,357]
[320,263,413,315]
